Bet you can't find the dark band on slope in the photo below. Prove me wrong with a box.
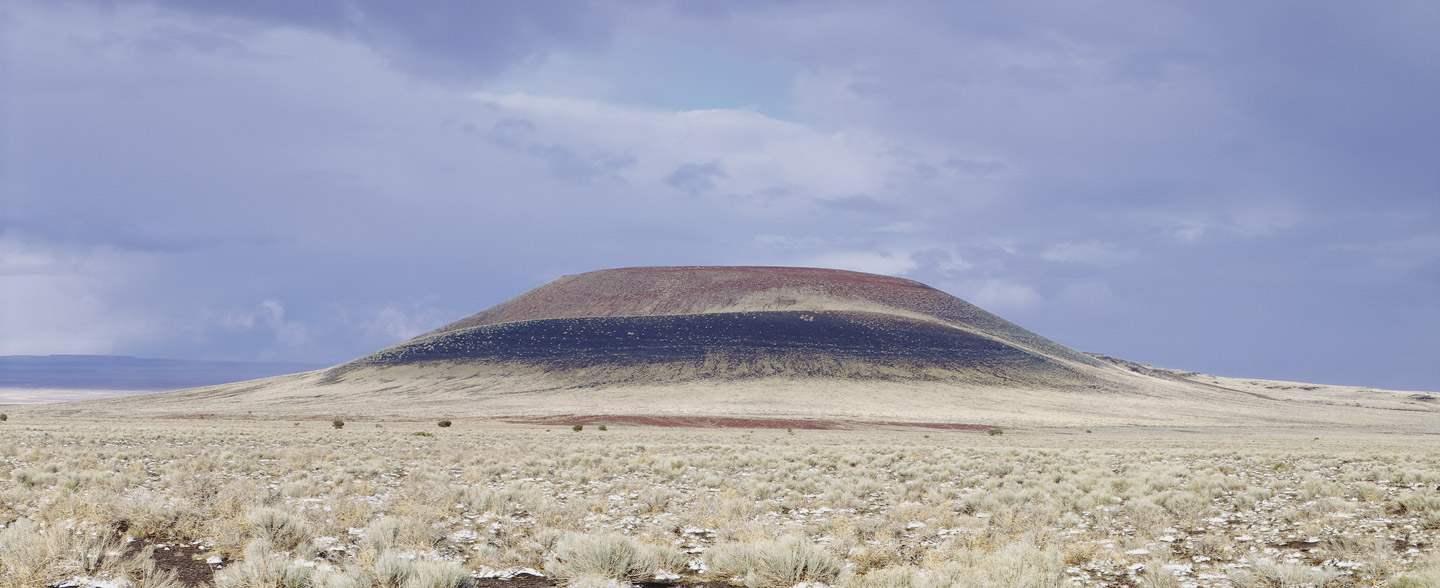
[338,310,1091,385]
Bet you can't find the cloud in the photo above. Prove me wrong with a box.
[942,157,1008,177]
[136,0,620,81]
[470,92,905,205]
[1055,280,1122,312]
[486,118,537,149]
[1139,204,1302,244]
[818,194,896,214]
[665,161,727,195]
[960,279,1042,313]
[872,221,923,233]
[910,247,974,275]
[0,234,156,355]
[526,144,636,185]
[1041,241,1139,266]
[798,250,918,276]
[751,234,837,250]
[218,299,309,349]
[484,118,637,185]
[359,304,454,343]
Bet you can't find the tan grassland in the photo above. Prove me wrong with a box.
[24,364,1438,432]
[1,418,1438,588]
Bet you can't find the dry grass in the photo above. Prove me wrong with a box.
[1,419,1437,587]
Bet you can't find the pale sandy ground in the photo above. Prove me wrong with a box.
[0,387,155,405]
[12,360,1436,433]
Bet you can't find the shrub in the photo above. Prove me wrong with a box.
[438,420,452,428]
[573,424,584,432]
[360,518,402,554]
[839,566,942,588]
[412,431,434,437]
[1227,558,1338,588]
[214,539,315,588]
[987,428,1003,436]
[0,413,7,422]
[332,419,344,429]
[0,518,125,587]
[1388,553,1440,587]
[245,508,310,552]
[544,533,658,583]
[705,535,841,588]
[400,559,474,588]
[354,549,473,588]
[597,424,607,431]
[564,578,629,588]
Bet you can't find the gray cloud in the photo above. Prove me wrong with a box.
[485,118,538,149]
[664,161,727,195]
[133,0,620,81]
[485,119,637,184]
[818,194,896,215]
[527,143,636,185]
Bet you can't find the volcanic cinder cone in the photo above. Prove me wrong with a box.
[332,266,1108,389]
[40,266,1440,428]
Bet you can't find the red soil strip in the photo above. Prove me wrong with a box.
[497,414,991,431]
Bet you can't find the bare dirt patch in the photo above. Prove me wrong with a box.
[471,580,739,588]
[134,541,217,586]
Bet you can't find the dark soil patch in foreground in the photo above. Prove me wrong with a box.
[123,538,218,586]
[499,413,991,431]
[472,578,554,588]
[106,545,739,588]
[473,580,737,588]
[477,581,739,588]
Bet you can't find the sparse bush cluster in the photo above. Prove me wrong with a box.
[706,535,842,587]
[0,420,1437,587]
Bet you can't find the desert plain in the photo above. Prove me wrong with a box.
[1,416,1438,588]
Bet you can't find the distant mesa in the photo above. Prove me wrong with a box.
[33,266,1440,427]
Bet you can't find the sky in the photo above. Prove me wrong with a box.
[2,0,1437,390]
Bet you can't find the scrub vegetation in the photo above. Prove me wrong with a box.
[1,420,1437,588]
